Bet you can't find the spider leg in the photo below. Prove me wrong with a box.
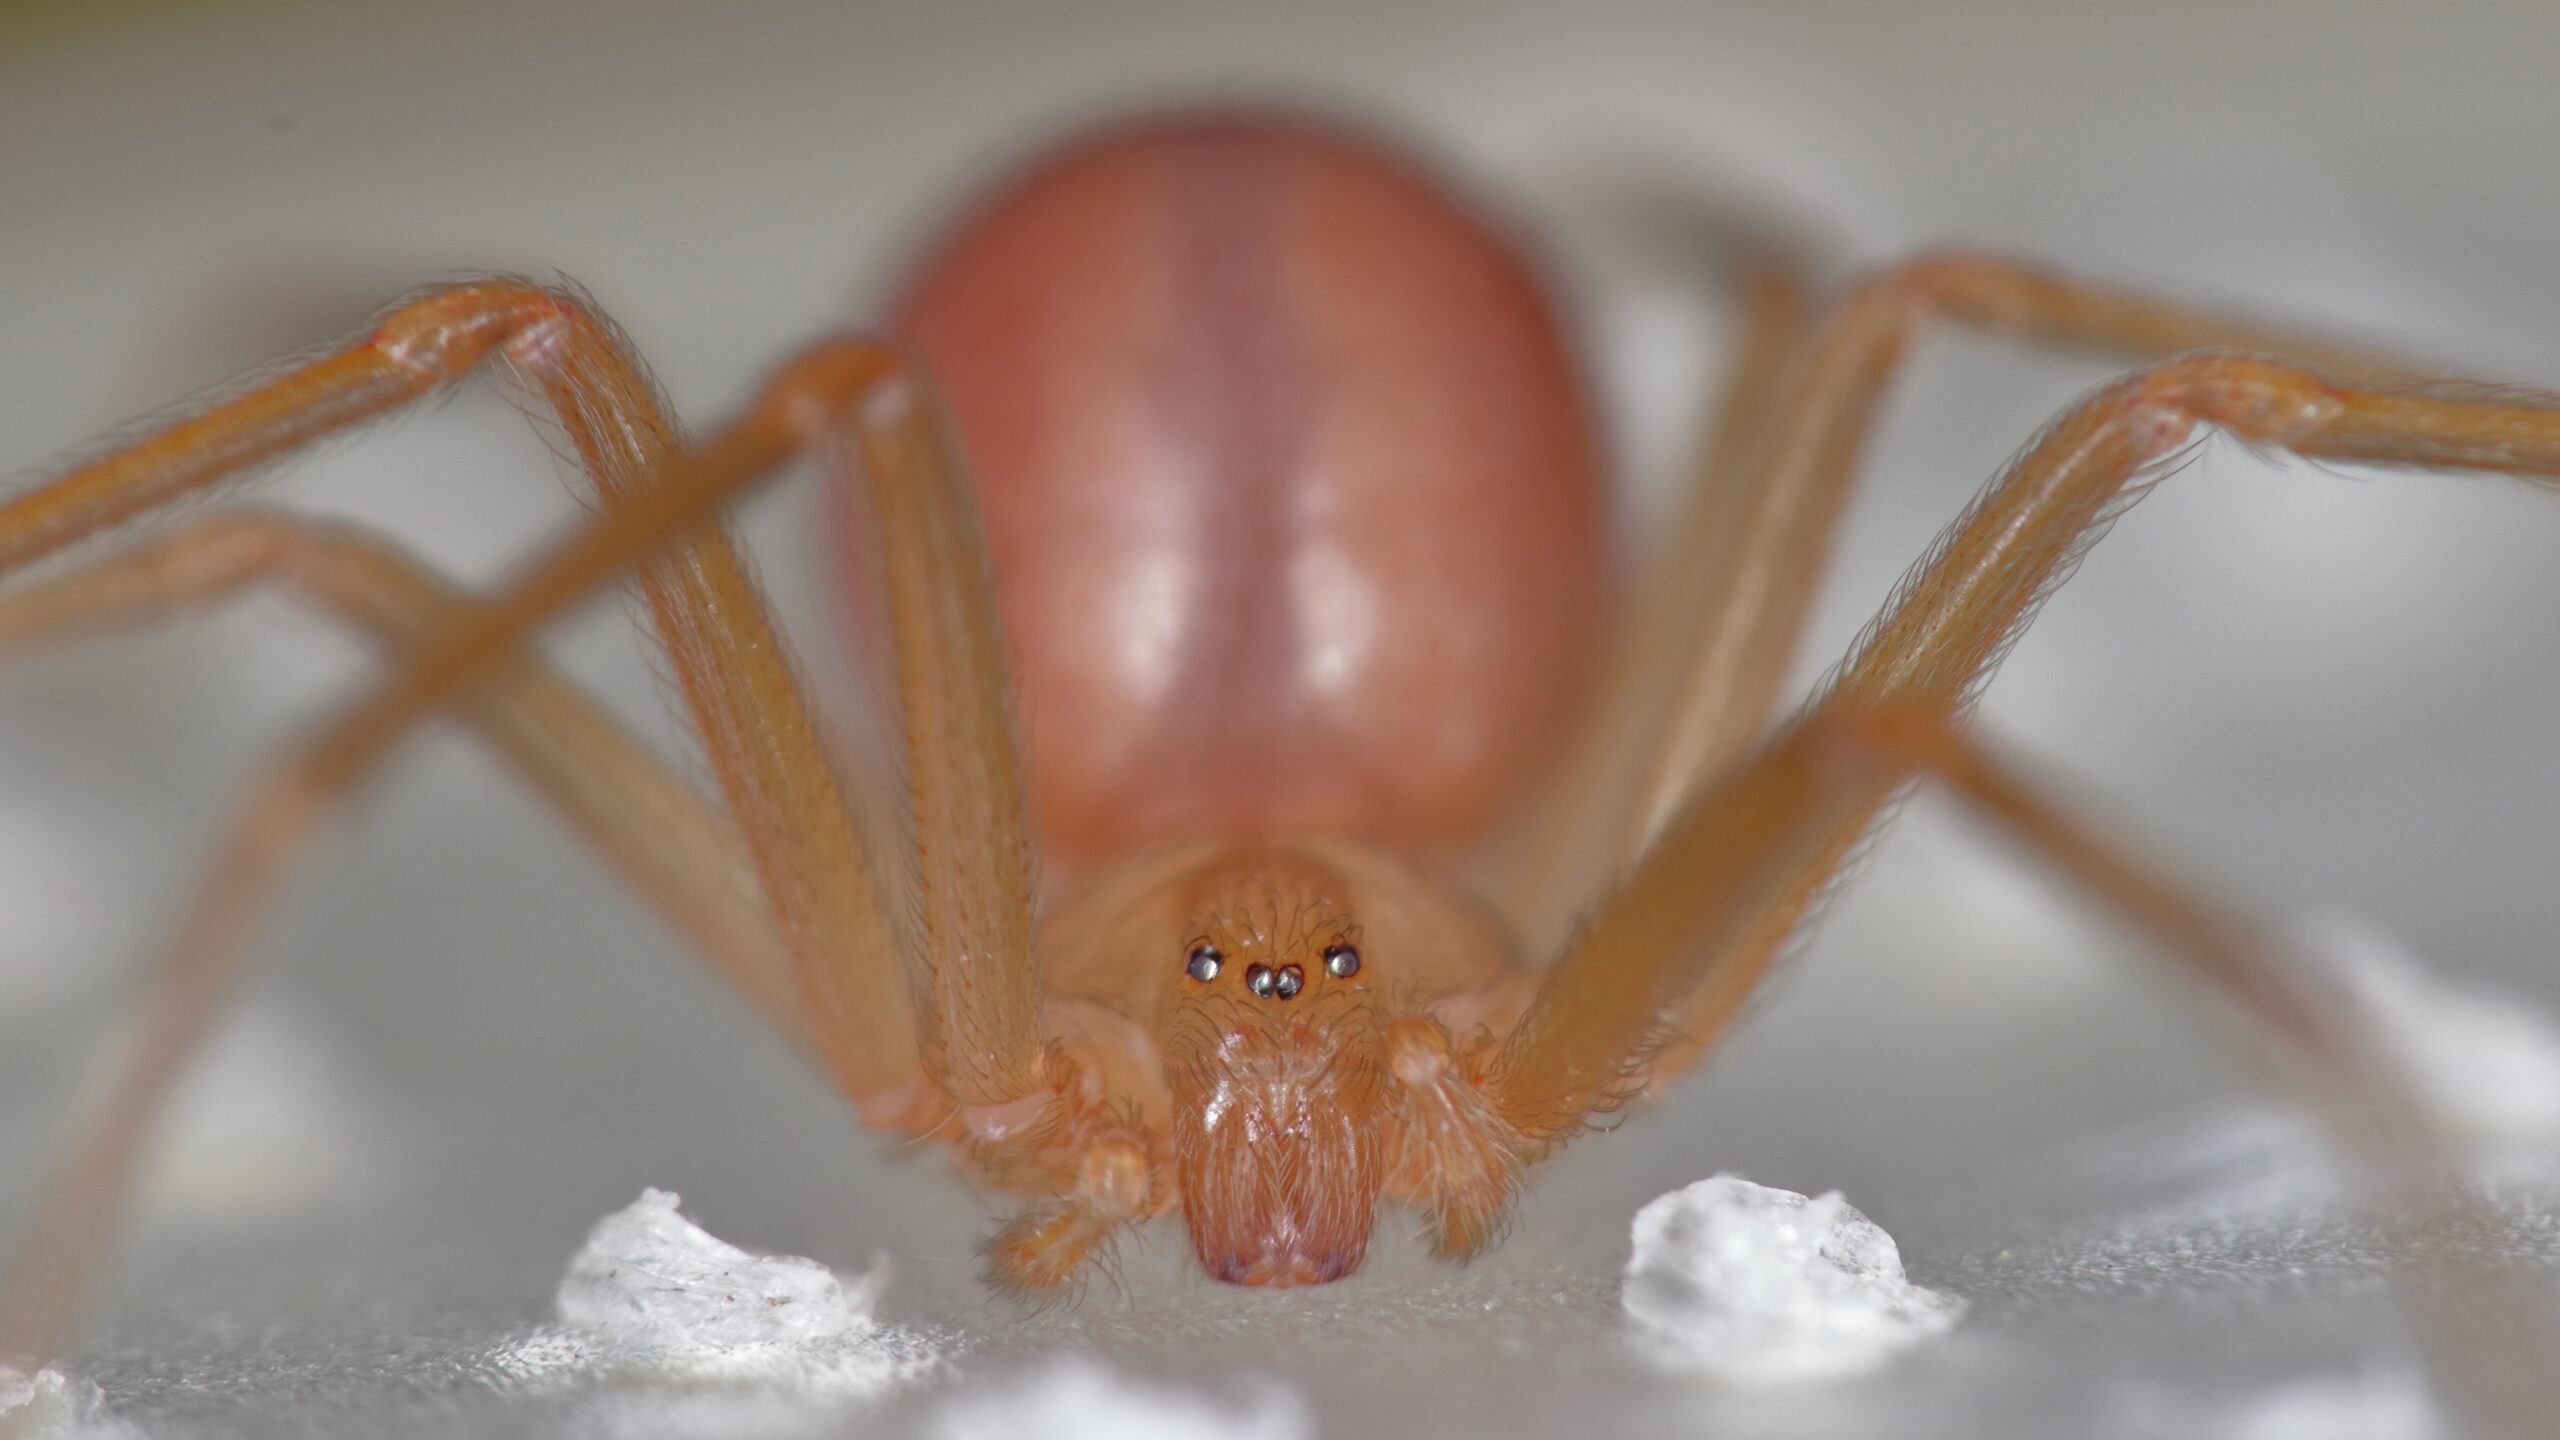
[1619,254,2429,849]
[1591,700,2557,1440]
[0,507,796,1039]
[1498,252,2426,945]
[1479,354,2560,1438]
[523,315,1046,1137]
[0,279,922,1071]
[1493,257,1809,941]
[1620,355,2560,1083]
[847,367,1048,1137]
[0,316,1055,1359]
[0,281,920,1096]
[1854,708,2556,1440]
[297,333,1047,1127]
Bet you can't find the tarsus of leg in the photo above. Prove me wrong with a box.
[0,508,797,1041]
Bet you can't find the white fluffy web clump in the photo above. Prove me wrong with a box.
[1621,1174,1964,1384]
[495,1188,939,1399]
[0,1364,134,1439]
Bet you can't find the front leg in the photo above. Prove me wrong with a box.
[1641,354,2560,1081]
[848,375,1051,1136]
[0,332,1062,1360]
[1505,696,2553,1436]
[0,282,924,1104]
[1480,354,2560,1429]
[1499,251,2426,943]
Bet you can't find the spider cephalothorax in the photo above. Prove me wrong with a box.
[1009,837,1529,1289]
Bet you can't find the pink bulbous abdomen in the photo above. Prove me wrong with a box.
[881,116,1605,866]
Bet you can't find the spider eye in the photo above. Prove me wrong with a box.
[1245,963,1276,997]
[1323,943,1361,979]
[1186,943,1223,982]
[1274,964,1304,999]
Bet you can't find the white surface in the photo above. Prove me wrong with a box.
[1622,1175,1964,1383]
[927,1359,1311,1440]
[505,1188,935,1397]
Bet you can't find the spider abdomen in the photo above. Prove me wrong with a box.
[882,113,1606,868]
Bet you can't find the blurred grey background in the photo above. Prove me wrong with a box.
[5,1,2560,1435]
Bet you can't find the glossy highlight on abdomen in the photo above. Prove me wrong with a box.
[881,113,1605,866]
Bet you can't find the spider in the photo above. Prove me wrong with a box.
[0,108,2553,1429]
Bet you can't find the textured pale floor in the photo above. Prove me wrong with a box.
[6,1,2560,1434]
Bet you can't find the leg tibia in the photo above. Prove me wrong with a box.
[851,398,1046,1115]
[1895,251,2419,371]
[511,323,921,1105]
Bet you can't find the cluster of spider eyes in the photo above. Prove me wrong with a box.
[1185,940,1360,999]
